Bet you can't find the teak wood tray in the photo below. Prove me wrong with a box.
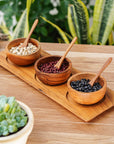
[0,50,114,122]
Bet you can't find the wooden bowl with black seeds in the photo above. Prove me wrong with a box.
[67,72,107,105]
[6,38,41,66]
[34,55,72,85]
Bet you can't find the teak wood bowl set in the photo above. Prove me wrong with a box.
[67,72,107,105]
[5,38,108,105]
[6,38,41,66]
[34,55,72,85]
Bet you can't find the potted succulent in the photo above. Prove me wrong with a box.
[0,95,34,144]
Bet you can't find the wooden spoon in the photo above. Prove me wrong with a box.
[20,19,38,48]
[55,37,77,69]
[89,57,112,86]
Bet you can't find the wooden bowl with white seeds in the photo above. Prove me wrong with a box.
[6,38,41,66]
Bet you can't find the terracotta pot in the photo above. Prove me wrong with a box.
[6,38,41,66]
[34,55,72,85]
[0,101,34,144]
[67,72,107,105]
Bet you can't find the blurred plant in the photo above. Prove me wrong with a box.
[0,33,9,41]
[30,0,71,42]
[42,0,114,45]
[0,0,72,42]
[0,21,11,40]
[0,95,28,136]
[92,0,114,44]
[0,0,95,42]
[81,0,95,17]
[0,0,34,40]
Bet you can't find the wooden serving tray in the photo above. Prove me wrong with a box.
[0,50,114,122]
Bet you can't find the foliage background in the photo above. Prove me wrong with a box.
[0,0,95,42]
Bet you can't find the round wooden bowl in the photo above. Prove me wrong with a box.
[6,38,41,66]
[34,55,72,85]
[67,72,107,105]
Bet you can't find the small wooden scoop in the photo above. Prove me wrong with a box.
[55,37,77,69]
[89,57,112,86]
[20,19,38,48]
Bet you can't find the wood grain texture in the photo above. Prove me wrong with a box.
[0,50,113,122]
[67,72,107,105]
[34,55,72,85]
[55,37,77,69]
[6,38,41,66]
[89,57,112,86]
[20,19,38,48]
[0,41,114,144]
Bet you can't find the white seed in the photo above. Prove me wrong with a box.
[13,50,17,54]
[18,52,21,55]
[10,42,38,56]
[22,51,25,55]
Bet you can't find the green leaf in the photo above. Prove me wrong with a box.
[32,0,35,3]
[41,16,70,43]
[68,5,77,38]
[40,27,48,36]
[12,9,27,39]
[108,31,113,45]
[59,0,70,17]
[92,0,105,44]
[0,96,7,109]
[24,0,35,37]
[4,7,13,29]
[8,125,18,133]
[19,117,28,127]
[16,116,21,123]
[68,0,89,44]
[0,22,12,40]
[92,0,114,45]
[67,4,78,44]
[26,0,32,35]
[65,32,73,41]
[3,104,10,112]
[7,97,15,105]
[1,120,8,126]
[44,0,50,5]
[89,25,93,44]
[82,0,90,5]
[0,125,3,136]
[0,113,6,122]
[3,130,9,136]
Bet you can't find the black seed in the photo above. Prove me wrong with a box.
[70,79,102,93]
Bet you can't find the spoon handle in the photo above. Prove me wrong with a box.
[55,37,77,69]
[62,37,77,59]
[89,57,112,86]
[22,19,38,47]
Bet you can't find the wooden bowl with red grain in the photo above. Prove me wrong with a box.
[6,38,41,66]
[34,55,72,85]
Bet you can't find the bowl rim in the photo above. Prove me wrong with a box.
[6,38,41,57]
[0,100,34,141]
[34,55,72,75]
[67,72,107,94]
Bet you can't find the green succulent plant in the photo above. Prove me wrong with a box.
[0,95,28,137]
